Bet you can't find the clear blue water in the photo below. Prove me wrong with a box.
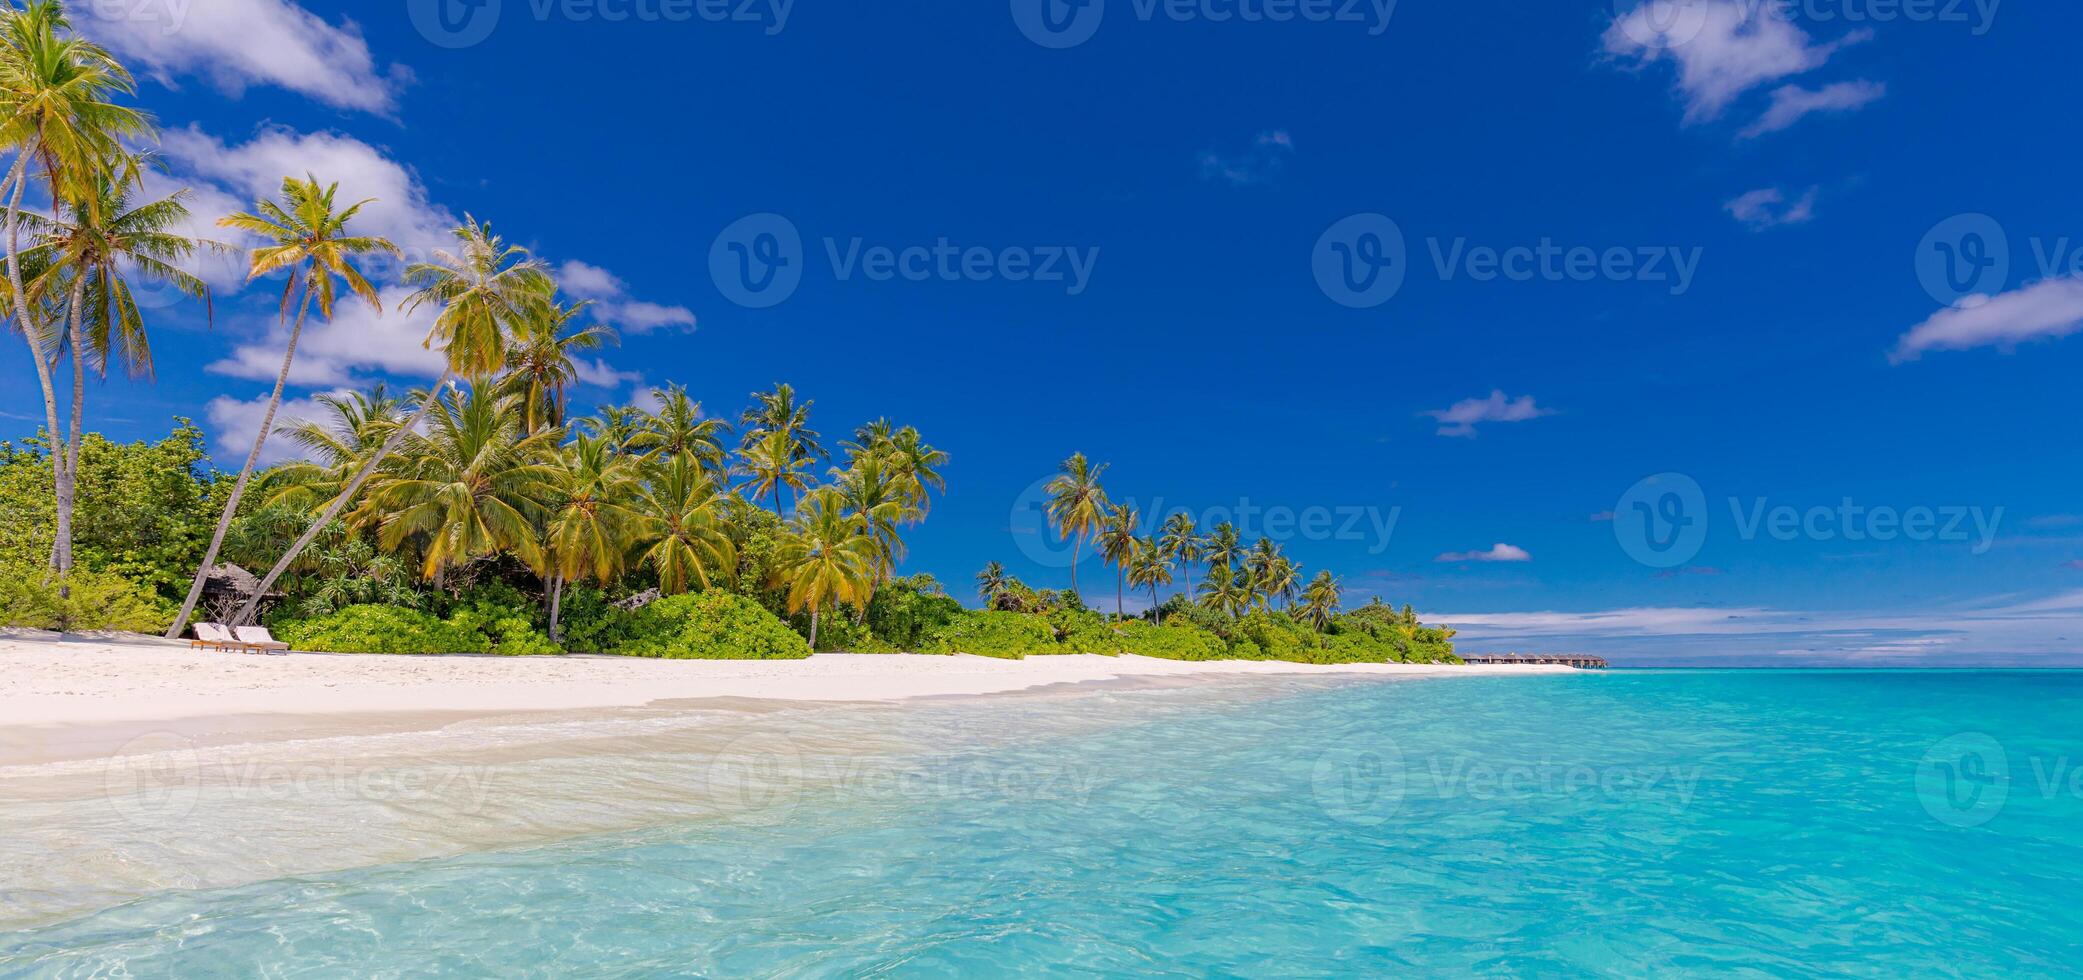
[6,670,2083,976]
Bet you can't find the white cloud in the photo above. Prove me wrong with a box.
[1724,186,1818,230]
[573,357,643,390]
[204,388,355,466]
[207,285,444,386]
[1424,390,1552,438]
[1891,278,2083,363]
[1739,80,1886,138]
[1603,2,1869,123]
[77,0,403,113]
[554,259,697,334]
[1436,543,1533,563]
[159,125,457,268]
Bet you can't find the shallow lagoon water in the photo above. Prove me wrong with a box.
[4,670,2081,975]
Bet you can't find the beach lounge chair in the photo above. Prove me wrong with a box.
[193,622,247,652]
[234,626,291,653]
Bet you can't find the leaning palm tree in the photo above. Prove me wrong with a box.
[499,298,613,435]
[535,433,640,642]
[1298,570,1342,632]
[1,0,151,576]
[1043,452,1108,597]
[1096,501,1140,619]
[1158,512,1204,599]
[261,385,406,514]
[169,175,398,637]
[26,175,218,571]
[629,454,736,596]
[228,217,552,625]
[365,381,555,582]
[1126,537,1174,622]
[768,486,877,650]
[975,560,1008,607]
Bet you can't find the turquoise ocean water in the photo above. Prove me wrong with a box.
[4,670,2082,975]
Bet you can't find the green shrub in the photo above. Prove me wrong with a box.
[1230,611,1323,662]
[617,591,811,660]
[864,575,962,650]
[923,610,1060,659]
[446,582,560,655]
[557,585,638,653]
[275,605,492,654]
[1048,607,1117,654]
[0,565,176,633]
[1115,620,1228,661]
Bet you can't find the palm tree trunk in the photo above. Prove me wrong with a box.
[169,274,317,637]
[809,606,821,650]
[1150,585,1161,622]
[1069,534,1081,595]
[1116,567,1125,619]
[232,372,453,626]
[4,150,70,578]
[55,275,89,576]
[547,574,564,644]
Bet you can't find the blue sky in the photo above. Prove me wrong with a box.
[11,0,2083,664]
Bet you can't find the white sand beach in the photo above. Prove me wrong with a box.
[1,631,1570,735]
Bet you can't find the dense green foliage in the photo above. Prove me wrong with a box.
[923,610,1063,659]
[275,605,493,655]
[0,426,222,594]
[0,565,175,633]
[615,591,811,660]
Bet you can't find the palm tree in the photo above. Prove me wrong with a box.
[1126,538,1173,622]
[1298,570,1342,632]
[1245,538,1296,610]
[769,486,877,649]
[582,404,646,454]
[739,382,825,509]
[1,0,151,577]
[229,217,552,624]
[365,382,555,582]
[499,298,613,434]
[1044,452,1108,597]
[536,433,639,641]
[1203,521,1242,575]
[629,383,729,478]
[832,453,916,589]
[882,426,948,514]
[261,385,406,514]
[1196,562,1250,618]
[975,560,1008,607]
[629,454,736,596]
[737,427,815,515]
[25,174,216,573]
[169,175,399,637]
[1096,501,1140,619]
[1158,512,1203,599]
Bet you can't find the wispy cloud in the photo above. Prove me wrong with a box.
[1199,130,1295,186]
[1424,390,1553,438]
[1603,1,1872,127]
[1724,186,1818,230]
[1436,543,1532,563]
[557,260,698,334]
[1891,277,2083,363]
[1739,80,1886,138]
[78,0,405,113]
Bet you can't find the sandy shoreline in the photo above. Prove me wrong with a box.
[0,632,1573,766]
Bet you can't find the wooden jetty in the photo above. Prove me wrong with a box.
[1461,653,1609,670]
